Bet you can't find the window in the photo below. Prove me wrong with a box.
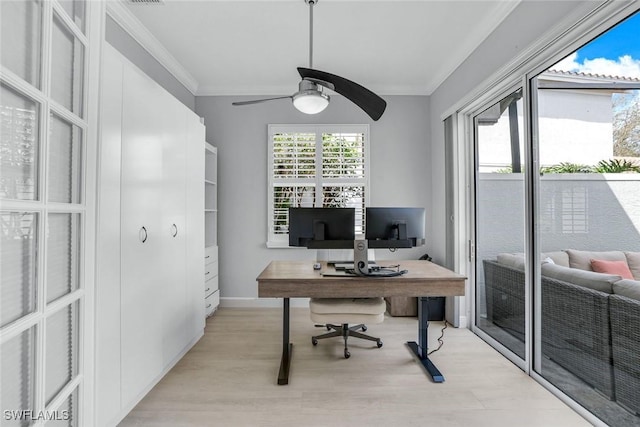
[267,124,370,247]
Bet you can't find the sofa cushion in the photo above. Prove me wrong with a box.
[612,279,640,301]
[624,252,640,281]
[542,251,570,267]
[497,253,525,270]
[541,263,619,293]
[591,259,634,280]
[497,251,569,270]
[566,249,626,271]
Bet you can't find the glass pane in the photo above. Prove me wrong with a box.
[58,0,85,34]
[45,302,79,406]
[272,185,315,235]
[0,82,40,201]
[48,114,82,203]
[45,387,78,427]
[0,0,42,87]
[46,213,80,303]
[1,212,38,328]
[533,12,640,426]
[51,12,84,116]
[474,89,526,360]
[322,132,365,178]
[322,185,365,235]
[272,132,316,178]
[1,326,37,427]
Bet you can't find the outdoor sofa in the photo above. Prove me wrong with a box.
[483,249,640,415]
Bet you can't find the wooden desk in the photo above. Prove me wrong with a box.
[257,260,466,385]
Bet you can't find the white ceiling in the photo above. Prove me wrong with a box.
[123,0,520,96]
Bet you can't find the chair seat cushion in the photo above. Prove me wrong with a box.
[310,311,385,325]
[310,297,386,315]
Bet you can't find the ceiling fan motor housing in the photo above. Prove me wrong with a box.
[293,80,329,114]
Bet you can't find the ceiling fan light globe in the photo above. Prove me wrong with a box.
[293,91,330,114]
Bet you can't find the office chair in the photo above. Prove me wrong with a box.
[309,297,385,359]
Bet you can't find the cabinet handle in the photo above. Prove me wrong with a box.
[139,226,148,243]
[205,271,210,275]
[206,304,212,309]
[205,255,210,259]
[205,287,211,293]
[171,223,178,237]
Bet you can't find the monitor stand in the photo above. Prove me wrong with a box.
[353,239,408,277]
[353,239,369,275]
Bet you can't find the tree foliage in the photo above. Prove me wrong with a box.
[613,92,640,157]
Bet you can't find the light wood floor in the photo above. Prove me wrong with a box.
[119,307,591,427]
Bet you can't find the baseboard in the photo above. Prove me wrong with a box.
[220,297,310,308]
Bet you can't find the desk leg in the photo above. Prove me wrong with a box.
[278,297,292,385]
[407,296,445,383]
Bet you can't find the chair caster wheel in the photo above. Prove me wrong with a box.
[361,325,367,332]
[377,340,383,348]
[326,325,331,331]
[312,338,318,346]
[344,349,350,359]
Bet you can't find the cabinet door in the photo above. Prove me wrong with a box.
[186,117,205,334]
[95,44,123,425]
[120,64,165,405]
[160,95,188,364]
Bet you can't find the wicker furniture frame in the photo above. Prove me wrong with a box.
[610,294,640,415]
[482,260,615,400]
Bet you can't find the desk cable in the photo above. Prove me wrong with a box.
[427,319,448,356]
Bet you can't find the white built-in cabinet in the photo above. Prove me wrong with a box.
[205,143,219,316]
[95,44,205,427]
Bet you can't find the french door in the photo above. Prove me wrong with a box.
[0,1,98,425]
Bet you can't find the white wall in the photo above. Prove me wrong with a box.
[429,0,595,265]
[195,95,431,303]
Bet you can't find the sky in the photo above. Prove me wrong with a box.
[553,11,640,79]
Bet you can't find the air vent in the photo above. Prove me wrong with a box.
[127,0,165,5]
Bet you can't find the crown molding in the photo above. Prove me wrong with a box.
[106,0,199,94]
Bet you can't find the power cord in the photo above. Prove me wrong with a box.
[427,319,448,355]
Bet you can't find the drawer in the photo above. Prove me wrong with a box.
[205,289,219,317]
[205,276,219,297]
[205,246,218,264]
[204,261,218,280]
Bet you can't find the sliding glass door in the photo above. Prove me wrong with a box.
[471,9,640,426]
[532,32,640,425]
[473,89,527,362]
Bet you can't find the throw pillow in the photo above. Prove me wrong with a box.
[591,259,634,280]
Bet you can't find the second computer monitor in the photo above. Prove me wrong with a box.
[365,207,425,248]
[288,207,355,249]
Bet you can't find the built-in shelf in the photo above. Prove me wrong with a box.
[204,143,219,317]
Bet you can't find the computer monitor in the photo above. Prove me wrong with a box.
[288,207,355,249]
[365,207,425,249]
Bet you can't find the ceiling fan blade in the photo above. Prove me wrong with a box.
[232,96,292,106]
[298,68,386,121]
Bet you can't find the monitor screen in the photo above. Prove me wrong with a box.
[288,207,355,249]
[365,207,425,248]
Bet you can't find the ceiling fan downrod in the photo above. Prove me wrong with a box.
[306,0,316,69]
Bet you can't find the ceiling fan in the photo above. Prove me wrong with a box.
[232,0,387,121]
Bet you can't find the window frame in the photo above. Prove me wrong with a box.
[267,124,371,248]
